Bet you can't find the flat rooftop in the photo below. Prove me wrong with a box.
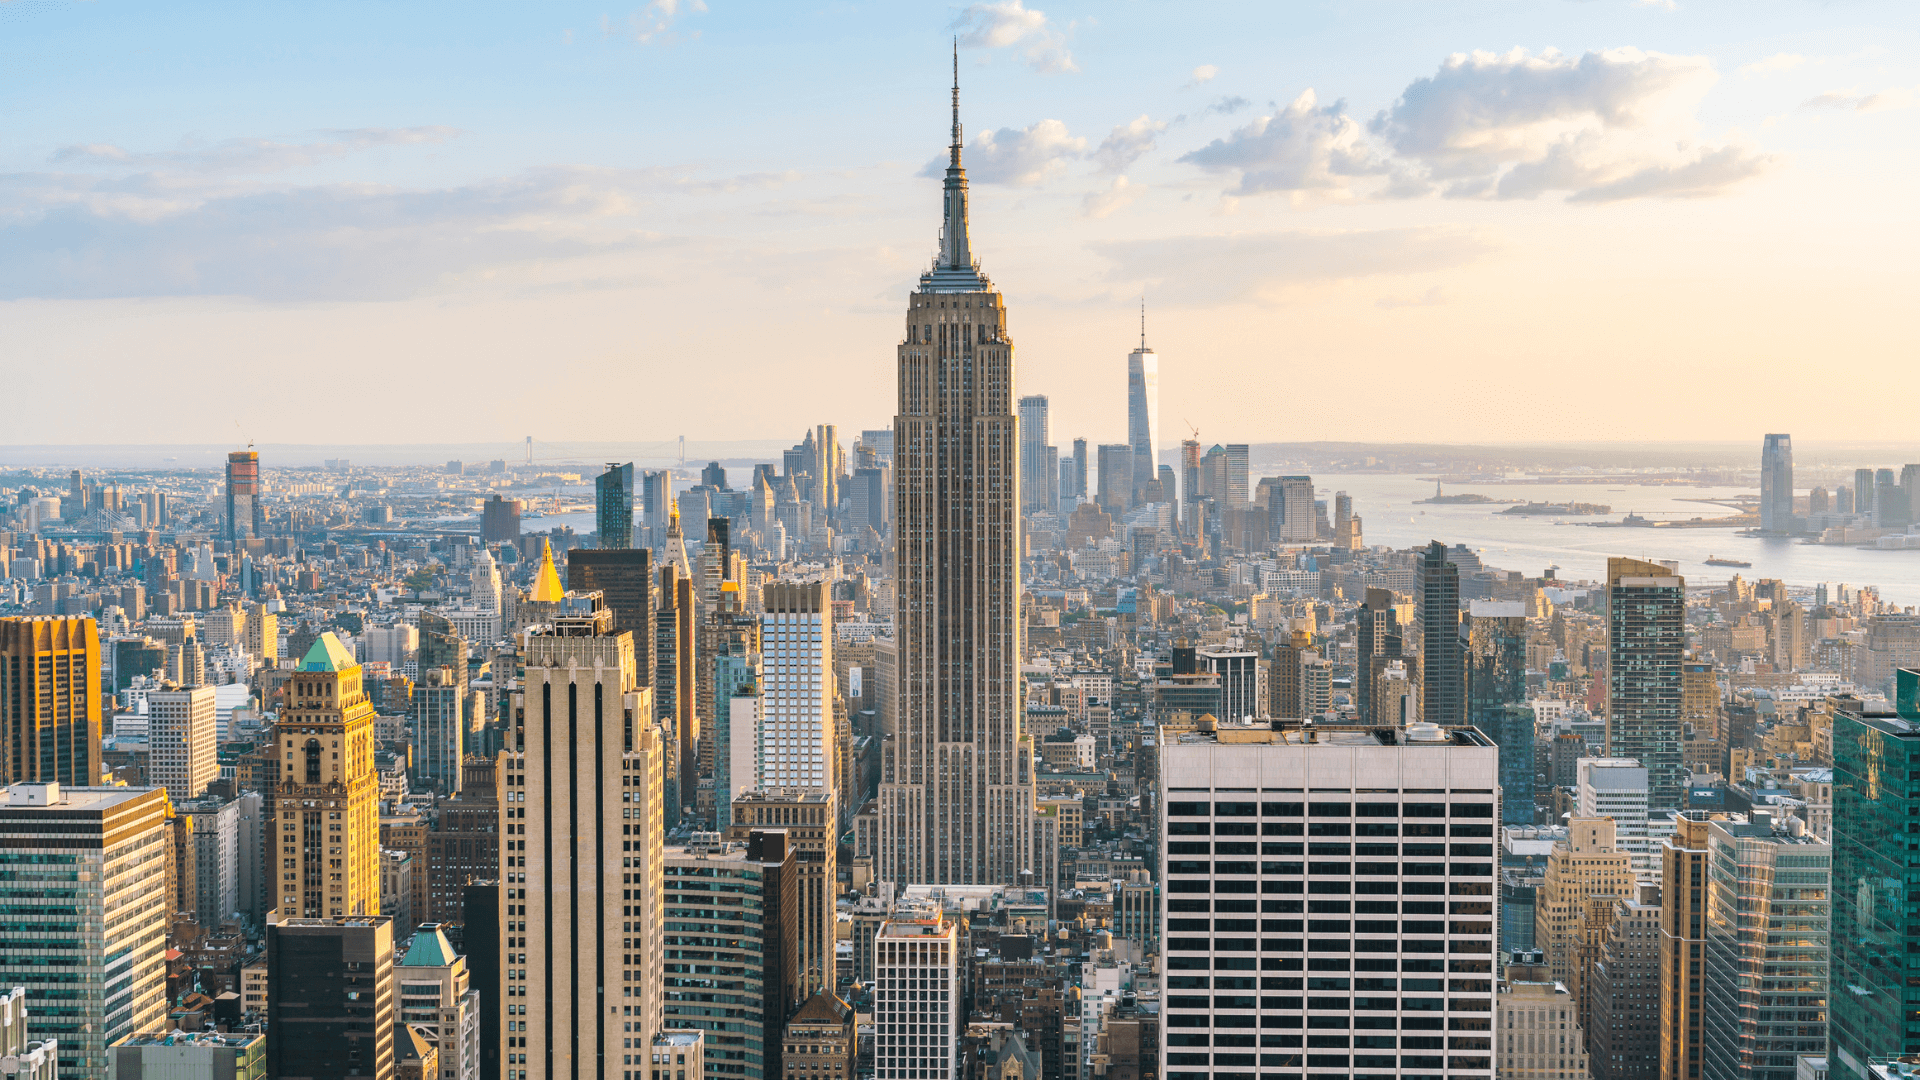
[115,1030,264,1049]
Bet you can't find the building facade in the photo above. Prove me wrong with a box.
[266,915,396,1080]
[1607,559,1687,810]
[271,633,382,919]
[872,914,960,1080]
[0,615,103,787]
[147,683,217,802]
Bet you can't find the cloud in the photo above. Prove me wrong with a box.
[1177,89,1381,198]
[1093,115,1166,174]
[953,0,1076,74]
[1207,95,1251,115]
[1184,64,1219,89]
[1740,53,1804,77]
[921,119,1085,185]
[1081,176,1134,218]
[49,128,460,175]
[0,162,794,301]
[602,0,707,46]
[1370,47,1771,201]
[1802,86,1918,113]
[1091,226,1496,305]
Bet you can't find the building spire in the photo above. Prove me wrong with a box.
[951,38,962,168]
[1140,295,1148,349]
[938,40,973,272]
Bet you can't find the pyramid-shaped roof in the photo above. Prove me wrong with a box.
[529,539,565,602]
[299,632,356,672]
[399,924,456,968]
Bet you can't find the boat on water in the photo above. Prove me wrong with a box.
[1705,555,1752,568]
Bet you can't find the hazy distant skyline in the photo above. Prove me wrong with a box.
[4,1,1916,446]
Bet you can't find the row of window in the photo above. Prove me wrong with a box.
[1167,800,1494,818]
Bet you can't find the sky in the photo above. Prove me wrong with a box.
[3,0,1917,451]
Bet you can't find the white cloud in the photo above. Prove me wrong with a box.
[953,0,1076,74]
[1177,89,1381,198]
[1082,176,1134,218]
[1091,226,1496,305]
[1184,64,1219,89]
[1370,47,1771,201]
[49,127,460,175]
[1739,53,1805,77]
[922,119,1085,185]
[1093,115,1166,174]
[1802,86,1918,113]
[602,0,707,46]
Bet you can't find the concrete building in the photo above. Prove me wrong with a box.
[650,1031,706,1080]
[1578,758,1653,867]
[872,913,960,1080]
[0,985,57,1080]
[1659,812,1736,1080]
[180,796,241,926]
[271,633,382,919]
[1496,951,1590,1080]
[781,991,855,1080]
[1157,720,1500,1080]
[1588,887,1663,1080]
[758,583,835,792]
[395,924,482,1080]
[726,789,836,999]
[0,783,169,1078]
[0,615,103,787]
[1535,817,1634,1017]
[411,667,465,796]
[107,1030,265,1080]
[147,684,217,803]
[266,914,396,1080]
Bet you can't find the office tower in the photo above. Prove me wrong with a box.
[1579,759,1653,863]
[1809,485,1830,514]
[1223,444,1249,506]
[1497,952,1591,1080]
[1836,486,1854,514]
[1195,648,1260,722]
[271,633,382,918]
[175,634,205,688]
[849,465,890,536]
[181,795,242,924]
[0,783,169,1077]
[1699,815,1829,1080]
[655,564,698,820]
[1019,394,1053,515]
[1355,589,1400,723]
[472,545,504,613]
[109,1031,265,1077]
[1127,316,1159,501]
[598,463,636,549]
[419,611,468,692]
[1759,434,1793,534]
[248,601,279,665]
[1071,438,1089,501]
[709,584,762,830]
[660,831,799,1080]
[729,790,838,997]
[1467,601,1530,824]
[1854,467,1876,517]
[483,495,524,544]
[502,602,663,1080]
[225,449,260,545]
[1536,818,1633,1011]
[396,924,484,1080]
[1158,722,1501,1080]
[148,683,217,802]
[878,63,1041,889]
[1095,444,1134,516]
[1606,558,1686,810]
[1179,439,1202,536]
[1585,887,1663,1080]
[425,759,502,924]
[413,667,465,795]
[1420,541,1466,725]
[783,993,855,1080]
[815,424,841,515]
[0,615,103,787]
[1828,676,1920,1073]
[1267,475,1314,542]
[1658,812,1727,1080]
[872,913,960,1080]
[758,583,834,791]
[569,548,654,654]
[702,460,729,490]
[1875,476,1911,529]
[1268,632,1306,718]
[267,914,397,1080]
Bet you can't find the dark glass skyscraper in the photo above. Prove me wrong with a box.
[1606,557,1686,810]
[596,461,635,548]
[1467,600,1531,825]
[1420,540,1464,725]
[1760,433,1793,533]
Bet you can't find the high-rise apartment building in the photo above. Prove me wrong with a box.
[147,683,217,803]
[1180,439,1202,538]
[728,790,838,998]
[225,449,260,545]
[1760,434,1794,534]
[1018,395,1055,515]
[1606,558,1687,810]
[1853,468,1876,518]
[1828,676,1920,1075]
[1158,721,1501,1080]
[872,913,960,1080]
[1270,476,1315,542]
[500,599,663,1080]
[267,914,396,1080]
[707,583,762,829]
[759,583,835,791]
[413,667,466,795]
[1195,648,1260,723]
[0,783,170,1078]
[1356,589,1402,724]
[878,66,1041,888]
[1699,816,1829,1080]
[181,795,242,925]
[655,564,698,821]
[599,462,636,549]
[660,831,799,1080]
[0,615,103,787]
[1421,542,1466,725]
[1127,323,1159,502]
[270,633,382,919]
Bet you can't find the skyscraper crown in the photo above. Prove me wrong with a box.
[923,42,990,293]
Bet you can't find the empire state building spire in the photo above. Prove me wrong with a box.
[928,41,984,290]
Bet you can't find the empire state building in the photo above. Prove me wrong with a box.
[878,59,1049,888]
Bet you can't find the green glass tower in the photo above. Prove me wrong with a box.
[596,461,635,549]
[1830,668,1920,1077]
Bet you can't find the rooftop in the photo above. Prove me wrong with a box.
[298,631,356,672]
[113,1030,265,1049]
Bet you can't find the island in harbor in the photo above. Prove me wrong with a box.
[1501,501,1612,516]
[1418,482,1518,505]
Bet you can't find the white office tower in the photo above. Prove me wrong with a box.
[759,582,835,790]
[397,923,484,1080]
[471,547,503,613]
[1159,720,1499,1080]
[1575,758,1654,870]
[1127,310,1160,501]
[147,683,218,802]
[872,912,961,1080]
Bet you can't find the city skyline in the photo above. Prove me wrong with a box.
[5,2,1918,446]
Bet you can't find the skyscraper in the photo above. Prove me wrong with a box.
[759,582,835,791]
[872,913,961,1080]
[1018,394,1054,515]
[1271,475,1315,542]
[271,633,382,919]
[1760,433,1794,534]
[1854,467,1876,517]
[598,462,636,549]
[567,547,653,651]
[878,58,1041,888]
[1070,437,1088,501]
[1466,600,1530,824]
[1223,444,1249,506]
[1354,588,1401,723]
[225,449,260,545]
[148,683,217,803]
[0,615,104,787]
[482,495,523,544]
[1419,541,1465,725]
[1126,310,1159,503]
[267,915,397,1080]
[1180,438,1201,536]
[1606,557,1686,810]
[1095,444,1134,517]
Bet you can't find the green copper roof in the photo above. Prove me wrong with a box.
[399,925,456,968]
[298,632,356,672]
